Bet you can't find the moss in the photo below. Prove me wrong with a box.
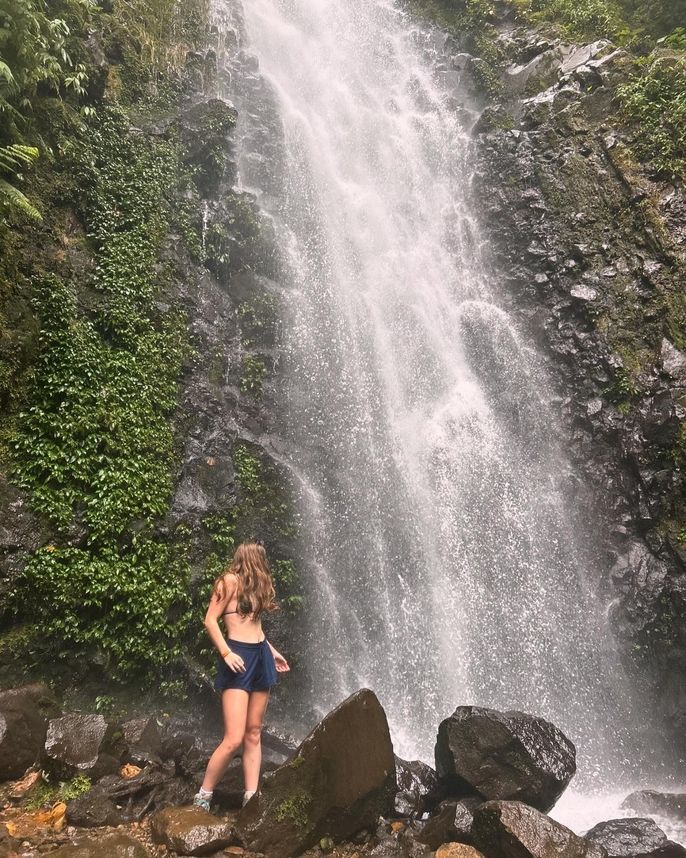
[238,294,279,347]
[25,774,92,811]
[289,754,305,769]
[275,789,312,829]
[240,355,267,397]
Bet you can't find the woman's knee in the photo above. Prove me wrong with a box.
[219,735,242,754]
[243,723,262,747]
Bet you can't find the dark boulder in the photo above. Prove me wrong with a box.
[435,706,576,812]
[48,832,150,857]
[121,716,163,766]
[43,713,124,780]
[395,756,440,816]
[236,688,397,858]
[472,800,607,858]
[66,761,194,826]
[0,683,60,780]
[150,805,238,855]
[416,798,481,849]
[621,792,686,825]
[585,818,686,858]
[66,774,127,827]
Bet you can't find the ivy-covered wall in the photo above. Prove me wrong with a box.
[0,0,302,696]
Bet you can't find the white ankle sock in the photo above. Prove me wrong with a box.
[198,787,213,798]
[242,789,256,806]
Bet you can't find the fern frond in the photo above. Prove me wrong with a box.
[0,177,42,220]
[0,144,40,171]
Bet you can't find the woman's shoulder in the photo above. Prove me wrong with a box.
[214,571,238,601]
[223,571,239,588]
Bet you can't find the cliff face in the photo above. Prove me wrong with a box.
[0,0,684,747]
[448,11,686,742]
[0,0,301,696]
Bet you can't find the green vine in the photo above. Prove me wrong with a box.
[8,106,192,676]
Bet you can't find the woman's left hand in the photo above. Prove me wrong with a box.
[274,652,290,672]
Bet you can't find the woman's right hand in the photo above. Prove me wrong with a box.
[224,651,246,673]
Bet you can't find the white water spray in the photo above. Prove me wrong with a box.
[208,0,679,834]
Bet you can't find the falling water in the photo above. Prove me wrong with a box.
[207,0,673,828]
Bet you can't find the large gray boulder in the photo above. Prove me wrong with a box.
[585,818,686,858]
[0,683,60,780]
[472,800,607,858]
[236,688,397,858]
[43,713,124,779]
[435,706,576,812]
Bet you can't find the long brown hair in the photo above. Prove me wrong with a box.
[213,541,279,619]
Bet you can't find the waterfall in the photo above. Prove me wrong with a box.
[209,0,649,803]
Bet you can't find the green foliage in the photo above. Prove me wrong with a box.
[93,693,116,714]
[238,294,278,346]
[523,0,626,41]
[0,144,41,218]
[240,354,267,396]
[0,0,90,108]
[23,540,190,673]
[9,105,191,677]
[275,790,312,829]
[406,0,504,95]
[25,773,91,810]
[617,53,686,180]
[234,444,265,498]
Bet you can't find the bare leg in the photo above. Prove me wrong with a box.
[201,689,249,792]
[242,689,270,793]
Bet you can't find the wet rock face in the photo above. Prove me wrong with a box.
[472,800,607,858]
[395,756,440,816]
[43,713,123,780]
[236,688,397,858]
[434,706,575,812]
[585,818,686,858]
[0,683,60,779]
[150,805,238,855]
[416,798,481,849]
[469,18,686,746]
[121,716,163,766]
[621,791,686,826]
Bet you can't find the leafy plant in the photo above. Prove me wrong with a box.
[0,144,40,218]
[617,53,686,180]
[25,773,91,810]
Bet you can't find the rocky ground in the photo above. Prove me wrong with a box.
[2,683,686,858]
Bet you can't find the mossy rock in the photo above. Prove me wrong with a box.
[235,689,396,858]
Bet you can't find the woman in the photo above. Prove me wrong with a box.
[193,540,290,812]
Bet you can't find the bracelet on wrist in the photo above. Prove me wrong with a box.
[221,647,232,658]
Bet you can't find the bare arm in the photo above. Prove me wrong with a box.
[266,638,290,672]
[204,575,245,672]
